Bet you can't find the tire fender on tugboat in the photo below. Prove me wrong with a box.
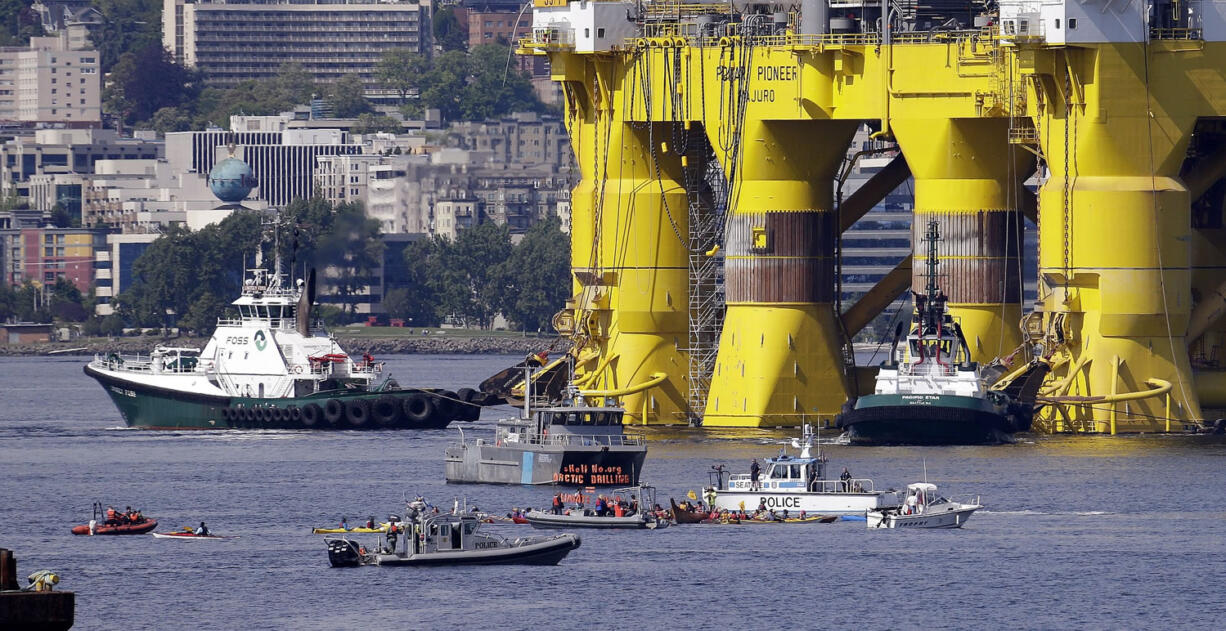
[323,399,345,427]
[345,398,371,428]
[402,393,434,425]
[301,403,323,428]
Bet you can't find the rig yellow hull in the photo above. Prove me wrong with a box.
[528,11,1226,431]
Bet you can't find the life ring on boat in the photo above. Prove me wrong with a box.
[323,399,345,427]
[292,365,303,374]
[344,398,371,429]
[402,393,434,425]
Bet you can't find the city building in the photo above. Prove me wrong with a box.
[0,32,101,125]
[30,1,102,51]
[456,0,556,103]
[163,0,432,88]
[0,226,97,292]
[93,233,161,316]
[166,127,362,207]
[314,154,391,207]
[449,113,571,170]
[27,172,83,219]
[0,129,162,199]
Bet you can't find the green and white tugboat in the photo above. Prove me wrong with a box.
[85,249,475,430]
[835,221,1033,445]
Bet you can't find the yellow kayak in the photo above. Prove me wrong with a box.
[311,523,389,534]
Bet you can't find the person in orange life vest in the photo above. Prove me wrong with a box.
[551,494,563,515]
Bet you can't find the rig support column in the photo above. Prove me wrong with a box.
[565,68,692,424]
[703,119,857,427]
[892,118,1028,362]
[1031,46,1201,432]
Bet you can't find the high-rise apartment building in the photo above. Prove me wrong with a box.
[0,33,101,125]
[163,0,431,88]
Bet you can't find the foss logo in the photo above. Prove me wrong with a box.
[254,330,268,351]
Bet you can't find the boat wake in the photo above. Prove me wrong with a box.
[978,509,1114,516]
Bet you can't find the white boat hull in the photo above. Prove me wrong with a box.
[713,489,900,515]
[866,504,980,529]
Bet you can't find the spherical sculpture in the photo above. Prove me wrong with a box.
[208,158,256,203]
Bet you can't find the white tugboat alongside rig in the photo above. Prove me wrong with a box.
[835,221,1034,445]
[84,224,477,430]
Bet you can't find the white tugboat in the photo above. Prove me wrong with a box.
[84,226,474,430]
[705,425,900,515]
[866,483,982,529]
[836,221,1033,445]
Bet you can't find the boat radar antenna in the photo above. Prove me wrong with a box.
[792,423,816,459]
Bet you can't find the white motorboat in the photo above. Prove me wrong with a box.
[865,482,982,529]
[706,425,901,515]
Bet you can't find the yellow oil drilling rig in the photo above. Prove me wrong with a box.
[515,0,1226,434]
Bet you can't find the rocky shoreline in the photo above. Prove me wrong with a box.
[0,335,568,357]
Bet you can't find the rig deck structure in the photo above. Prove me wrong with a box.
[524,0,1226,433]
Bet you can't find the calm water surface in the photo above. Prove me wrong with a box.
[2,355,1225,630]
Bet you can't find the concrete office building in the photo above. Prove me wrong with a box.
[449,113,572,171]
[163,0,431,88]
[93,232,161,316]
[167,128,361,207]
[0,129,162,199]
[0,33,101,125]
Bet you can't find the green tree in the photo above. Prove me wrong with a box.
[282,197,384,315]
[47,276,88,322]
[433,222,512,328]
[48,203,74,228]
[376,49,429,105]
[392,237,447,327]
[100,314,126,337]
[351,113,403,135]
[105,44,201,128]
[432,6,467,52]
[0,0,45,46]
[118,213,264,331]
[90,0,162,72]
[149,106,195,133]
[413,44,544,122]
[324,75,373,118]
[418,49,470,121]
[14,281,52,322]
[0,191,29,210]
[191,64,317,130]
[458,44,542,121]
[501,216,570,331]
[0,281,15,321]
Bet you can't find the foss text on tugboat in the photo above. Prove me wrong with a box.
[835,221,1033,445]
[84,238,478,430]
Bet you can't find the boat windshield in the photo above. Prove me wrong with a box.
[544,410,622,426]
